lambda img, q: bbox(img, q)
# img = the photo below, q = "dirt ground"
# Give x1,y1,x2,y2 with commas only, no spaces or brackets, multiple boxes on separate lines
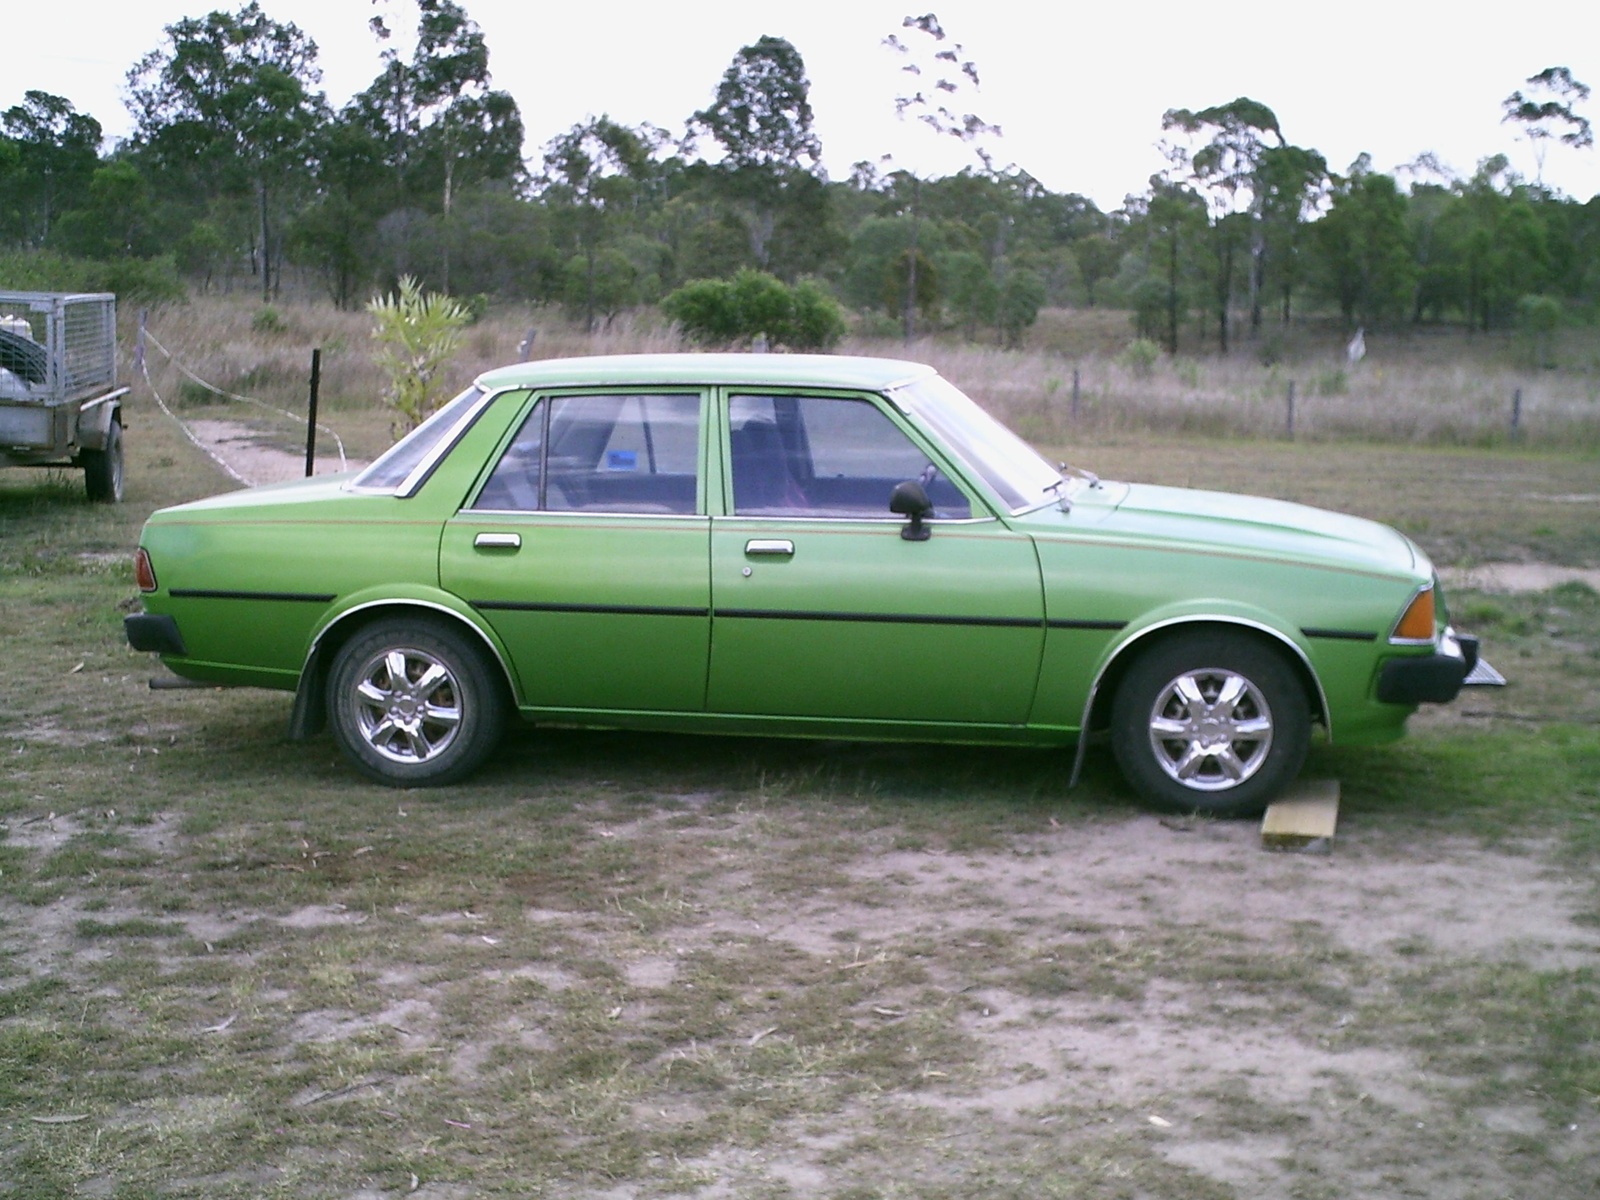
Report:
8,786,1597,1198
183,418,366,485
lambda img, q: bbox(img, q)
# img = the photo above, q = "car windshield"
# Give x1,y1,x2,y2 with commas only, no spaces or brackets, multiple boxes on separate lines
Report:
891,375,1064,513
354,385,486,491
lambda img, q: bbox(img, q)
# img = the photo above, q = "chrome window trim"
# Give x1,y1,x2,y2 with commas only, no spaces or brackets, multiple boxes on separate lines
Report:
346,386,504,497
394,387,507,498
713,513,1001,527
465,509,710,522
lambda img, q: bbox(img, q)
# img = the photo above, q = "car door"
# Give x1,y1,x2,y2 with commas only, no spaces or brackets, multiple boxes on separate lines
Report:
440,390,711,714
706,391,1045,727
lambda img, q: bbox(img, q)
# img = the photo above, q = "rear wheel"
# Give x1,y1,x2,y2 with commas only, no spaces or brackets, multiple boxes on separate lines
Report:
1110,631,1311,816
327,617,506,787
84,417,124,503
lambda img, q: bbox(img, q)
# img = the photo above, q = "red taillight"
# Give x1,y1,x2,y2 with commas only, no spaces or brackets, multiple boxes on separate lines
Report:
134,547,157,592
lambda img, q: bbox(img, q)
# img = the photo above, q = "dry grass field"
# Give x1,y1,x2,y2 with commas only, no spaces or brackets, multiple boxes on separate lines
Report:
3,297,1598,1198
129,296,1600,466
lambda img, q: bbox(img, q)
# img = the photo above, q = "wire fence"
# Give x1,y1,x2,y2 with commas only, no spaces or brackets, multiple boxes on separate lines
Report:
138,321,348,487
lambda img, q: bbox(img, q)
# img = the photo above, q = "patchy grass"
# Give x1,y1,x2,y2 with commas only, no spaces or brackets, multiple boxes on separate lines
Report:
3,331,1599,1198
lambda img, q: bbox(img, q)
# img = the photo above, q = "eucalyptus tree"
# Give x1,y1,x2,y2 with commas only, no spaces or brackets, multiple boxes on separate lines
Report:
1073,232,1123,307
540,117,662,330
686,35,830,276
1124,178,1208,353
1160,97,1282,351
1254,142,1328,324
881,12,1000,339
1502,67,1592,187
353,0,525,289
126,2,327,300
1,92,102,247
289,116,389,306
1311,156,1416,329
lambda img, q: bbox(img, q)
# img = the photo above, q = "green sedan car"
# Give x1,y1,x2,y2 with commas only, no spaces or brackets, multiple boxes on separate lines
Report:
125,354,1484,813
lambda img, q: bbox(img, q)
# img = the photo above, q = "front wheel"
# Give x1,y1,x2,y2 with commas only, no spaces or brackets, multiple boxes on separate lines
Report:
1110,631,1311,816
327,618,507,787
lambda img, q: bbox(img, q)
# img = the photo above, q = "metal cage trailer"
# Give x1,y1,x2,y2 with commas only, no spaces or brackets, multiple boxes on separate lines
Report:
0,291,128,501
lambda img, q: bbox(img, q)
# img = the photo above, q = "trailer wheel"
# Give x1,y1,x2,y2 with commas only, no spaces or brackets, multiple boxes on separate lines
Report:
84,417,124,503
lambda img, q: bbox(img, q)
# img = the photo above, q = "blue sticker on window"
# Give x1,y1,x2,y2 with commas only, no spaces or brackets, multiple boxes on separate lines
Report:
605,450,638,472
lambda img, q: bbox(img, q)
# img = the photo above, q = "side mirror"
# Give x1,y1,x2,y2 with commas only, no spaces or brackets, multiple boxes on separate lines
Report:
889,480,933,541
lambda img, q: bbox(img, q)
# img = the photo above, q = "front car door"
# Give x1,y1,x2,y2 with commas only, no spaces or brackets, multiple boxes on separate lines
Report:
707,390,1045,729
440,389,711,715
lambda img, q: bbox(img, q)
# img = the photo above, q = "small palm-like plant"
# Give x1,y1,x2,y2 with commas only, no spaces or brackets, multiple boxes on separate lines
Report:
367,276,470,436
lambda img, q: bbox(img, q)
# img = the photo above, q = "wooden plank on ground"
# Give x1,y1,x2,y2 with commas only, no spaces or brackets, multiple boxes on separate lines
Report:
1261,779,1340,854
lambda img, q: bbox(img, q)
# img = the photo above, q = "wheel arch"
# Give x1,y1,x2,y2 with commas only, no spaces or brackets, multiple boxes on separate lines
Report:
76,388,128,451
289,598,518,740
1068,615,1329,788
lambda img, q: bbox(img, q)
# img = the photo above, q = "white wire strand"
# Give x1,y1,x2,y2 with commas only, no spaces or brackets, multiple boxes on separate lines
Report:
140,353,255,488
141,328,349,469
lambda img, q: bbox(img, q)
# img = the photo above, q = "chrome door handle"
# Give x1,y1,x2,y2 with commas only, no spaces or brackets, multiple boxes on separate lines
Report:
744,539,794,557
473,532,522,549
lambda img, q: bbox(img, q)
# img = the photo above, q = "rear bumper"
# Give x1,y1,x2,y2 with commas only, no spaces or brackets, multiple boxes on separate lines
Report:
1375,628,1477,705
125,612,187,657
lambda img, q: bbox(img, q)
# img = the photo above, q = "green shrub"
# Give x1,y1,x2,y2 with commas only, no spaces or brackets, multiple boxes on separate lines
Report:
1315,368,1348,396
1117,338,1161,378
0,249,185,303
1517,294,1563,368
788,280,848,350
996,268,1046,348
661,270,846,351
251,306,285,333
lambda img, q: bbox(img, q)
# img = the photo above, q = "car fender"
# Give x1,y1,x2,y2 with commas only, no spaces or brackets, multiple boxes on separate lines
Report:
1066,600,1330,788
288,586,521,740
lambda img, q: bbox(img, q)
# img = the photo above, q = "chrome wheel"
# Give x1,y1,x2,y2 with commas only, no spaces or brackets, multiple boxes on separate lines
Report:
1146,667,1274,792
1110,632,1310,816
327,617,507,786
351,646,463,766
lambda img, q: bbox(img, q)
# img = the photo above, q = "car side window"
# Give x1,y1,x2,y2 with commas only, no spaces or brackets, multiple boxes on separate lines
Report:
728,394,971,519
473,393,701,514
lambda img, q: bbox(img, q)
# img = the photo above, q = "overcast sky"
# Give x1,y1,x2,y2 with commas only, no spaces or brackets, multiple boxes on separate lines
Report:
5,1,1598,209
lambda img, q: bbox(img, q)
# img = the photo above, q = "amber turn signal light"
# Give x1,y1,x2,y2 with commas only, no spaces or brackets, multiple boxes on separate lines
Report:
134,547,157,592
1391,586,1435,642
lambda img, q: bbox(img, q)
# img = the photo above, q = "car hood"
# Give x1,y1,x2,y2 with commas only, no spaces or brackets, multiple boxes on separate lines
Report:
1022,480,1423,578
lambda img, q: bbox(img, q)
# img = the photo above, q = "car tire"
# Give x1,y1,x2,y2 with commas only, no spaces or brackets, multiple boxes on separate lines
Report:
327,617,507,787
1110,630,1310,816
84,417,124,503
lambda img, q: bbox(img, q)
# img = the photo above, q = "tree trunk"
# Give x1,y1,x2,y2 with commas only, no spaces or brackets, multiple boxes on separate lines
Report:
1249,238,1265,333
903,177,922,342
747,204,774,270
1216,236,1232,355
1164,229,1180,355
258,177,272,305
442,153,453,295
